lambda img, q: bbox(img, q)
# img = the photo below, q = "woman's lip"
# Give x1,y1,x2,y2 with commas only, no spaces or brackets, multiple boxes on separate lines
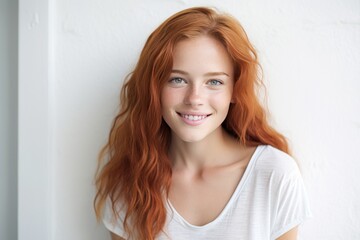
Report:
176,112,211,126
176,112,211,116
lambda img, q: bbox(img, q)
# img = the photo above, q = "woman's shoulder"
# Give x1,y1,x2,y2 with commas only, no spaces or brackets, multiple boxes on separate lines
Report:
102,197,128,239
254,145,300,177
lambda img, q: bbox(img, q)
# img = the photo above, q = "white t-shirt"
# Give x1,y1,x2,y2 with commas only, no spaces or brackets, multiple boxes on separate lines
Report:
103,145,312,239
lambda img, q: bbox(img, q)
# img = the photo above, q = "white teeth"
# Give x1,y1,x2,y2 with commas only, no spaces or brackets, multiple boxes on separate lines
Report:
182,114,207,121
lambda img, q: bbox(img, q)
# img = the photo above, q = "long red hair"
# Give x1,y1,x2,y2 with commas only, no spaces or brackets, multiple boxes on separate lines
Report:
95,7,289,239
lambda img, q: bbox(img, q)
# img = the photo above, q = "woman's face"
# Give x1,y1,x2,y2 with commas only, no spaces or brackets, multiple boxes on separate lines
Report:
161,35,234,143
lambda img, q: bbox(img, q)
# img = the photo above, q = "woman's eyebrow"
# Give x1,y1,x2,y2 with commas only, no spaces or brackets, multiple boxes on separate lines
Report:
171,69,229,77
171,69,189,75
204,72,229,77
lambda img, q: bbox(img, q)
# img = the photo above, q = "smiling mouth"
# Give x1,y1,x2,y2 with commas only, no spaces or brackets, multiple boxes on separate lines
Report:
177,112,211,121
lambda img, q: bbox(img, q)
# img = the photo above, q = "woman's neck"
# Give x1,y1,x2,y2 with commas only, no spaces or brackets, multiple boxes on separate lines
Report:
168,127,240,171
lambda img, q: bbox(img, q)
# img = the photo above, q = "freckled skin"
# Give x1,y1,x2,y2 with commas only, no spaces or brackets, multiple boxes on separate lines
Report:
161,36,234,144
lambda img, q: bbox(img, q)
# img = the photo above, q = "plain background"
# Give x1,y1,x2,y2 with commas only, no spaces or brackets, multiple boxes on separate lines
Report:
1,0,360,239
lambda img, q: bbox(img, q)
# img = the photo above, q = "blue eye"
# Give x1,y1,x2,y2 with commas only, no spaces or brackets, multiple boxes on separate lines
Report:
170,77,186,84
208,79,222,86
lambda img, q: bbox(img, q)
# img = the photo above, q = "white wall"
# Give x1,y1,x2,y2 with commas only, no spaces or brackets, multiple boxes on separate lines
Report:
0,0,18,239
18,0,360,239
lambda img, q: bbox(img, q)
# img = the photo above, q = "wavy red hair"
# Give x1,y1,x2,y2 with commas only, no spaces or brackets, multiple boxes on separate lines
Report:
95,7,289,239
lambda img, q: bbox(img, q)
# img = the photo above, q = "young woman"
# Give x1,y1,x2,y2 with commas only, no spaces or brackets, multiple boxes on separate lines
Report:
95,7,311,240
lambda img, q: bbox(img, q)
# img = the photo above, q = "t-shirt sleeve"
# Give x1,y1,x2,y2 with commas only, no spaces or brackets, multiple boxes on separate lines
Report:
102,197,128,239
270,164,312,239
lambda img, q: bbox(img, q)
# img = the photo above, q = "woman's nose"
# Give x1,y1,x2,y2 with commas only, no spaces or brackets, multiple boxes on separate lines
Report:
183,85,204,106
